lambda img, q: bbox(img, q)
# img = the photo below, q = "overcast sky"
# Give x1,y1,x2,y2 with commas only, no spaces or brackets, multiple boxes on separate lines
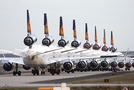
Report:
0,0,134,51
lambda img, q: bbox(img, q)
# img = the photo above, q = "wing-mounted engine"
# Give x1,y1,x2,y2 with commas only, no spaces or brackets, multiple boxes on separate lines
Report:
111,61,117,68
42,13,54,46
24,10,37,47
109,31,117,52
101,59,109,69
58,17,69,47
71,20,81,48
3,62,14,71
118,61,125,68
22,65,31,70
93,26,101,50
132,62,134,67
77,60,87,70
83,23,92,49
125,62,132,69
63,59,73,71
102,29,109,52
89,59,99,69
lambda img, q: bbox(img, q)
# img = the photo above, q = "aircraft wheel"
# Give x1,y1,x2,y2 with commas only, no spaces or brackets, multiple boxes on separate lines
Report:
51,72,55,75
67,71,70,74
41,71,45,75
56,70,60,75
36,70,39,75
18,71,21,76
13,71,16,76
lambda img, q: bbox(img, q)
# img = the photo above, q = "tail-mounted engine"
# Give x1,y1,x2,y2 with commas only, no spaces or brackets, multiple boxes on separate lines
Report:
93,43,101,50
71,40,81,48
83,41,92,49
3,62,14,71
109,46,117,52
63,61,73,71
102,45,109,52
110,31,117,52
58,37,69,47
42,35,54,46
24,34,37,46
77,60,87,70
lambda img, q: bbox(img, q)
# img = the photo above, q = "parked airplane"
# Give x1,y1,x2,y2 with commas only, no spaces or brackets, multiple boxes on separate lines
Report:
0,10,124,76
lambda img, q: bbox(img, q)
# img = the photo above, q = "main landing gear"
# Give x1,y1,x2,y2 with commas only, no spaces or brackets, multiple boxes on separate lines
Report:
13,63,21,76
32,67,39,75
32,67,46,75
48,68,60,75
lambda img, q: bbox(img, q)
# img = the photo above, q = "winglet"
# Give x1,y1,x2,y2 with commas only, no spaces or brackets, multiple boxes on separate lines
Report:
111,31,114,45
73,20,76,38
44,13,49,35
60,17,64,36
27,10,31,34
95,26,97,42
85,23,88,40
104,29,106,44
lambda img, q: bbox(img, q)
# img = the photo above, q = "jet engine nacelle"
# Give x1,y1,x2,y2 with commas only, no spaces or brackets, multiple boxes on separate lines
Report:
24,34,37,46
118,62,125,68
125,62,132,69
42,35,54,46
111,61,117,68
109,46,117,52
58,37,69,47
102,45,109,52
93,43,101,50
3,62,14,71
77,60,87,70
22,65,31,70
83,41,92,49
101,61,109,68
63,61,73,71
132,62,134,67
71,40,81,48
90,60,99,69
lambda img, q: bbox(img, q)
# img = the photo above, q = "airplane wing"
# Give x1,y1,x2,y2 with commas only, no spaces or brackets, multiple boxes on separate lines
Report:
47,56,101,64
0,58,24,65
0,49,25,57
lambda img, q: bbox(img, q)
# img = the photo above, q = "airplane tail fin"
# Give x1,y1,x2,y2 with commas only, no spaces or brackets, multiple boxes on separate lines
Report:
59,17,64,36
58,17,69,47
44,13,49,35
24,10,37,47
111,31,114,45
42,13,54,46
104,29,106,44
71,20,81,48
73,20,77,39
85,23,88,41
27,10,31,34
95,26,97,43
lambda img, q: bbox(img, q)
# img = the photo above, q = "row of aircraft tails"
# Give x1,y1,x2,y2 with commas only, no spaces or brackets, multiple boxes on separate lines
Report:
0,10,133,76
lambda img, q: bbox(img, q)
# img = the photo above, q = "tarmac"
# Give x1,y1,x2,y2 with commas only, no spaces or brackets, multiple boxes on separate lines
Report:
0,70,134,88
